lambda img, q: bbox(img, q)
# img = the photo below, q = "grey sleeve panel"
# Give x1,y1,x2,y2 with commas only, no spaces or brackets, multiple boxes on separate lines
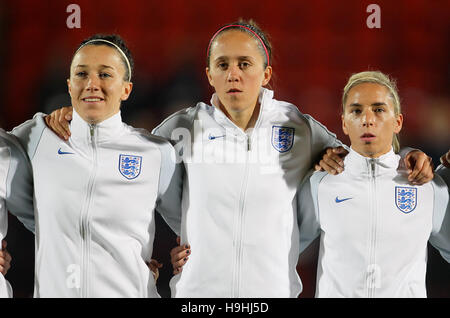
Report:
0,131,35,233
10,113,47,161
155,139,182,236
429,175,450,263
303,114,344,167
0,140,10,241
297,170,327,254
152,108,194,141
436,165,450,188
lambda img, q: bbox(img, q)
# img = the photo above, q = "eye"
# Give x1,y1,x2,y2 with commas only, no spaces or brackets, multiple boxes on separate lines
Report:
351,109,361,114
375,107,385,113
239,61,251,69
75,71,87,77
99,72,111,79
217,62,228,70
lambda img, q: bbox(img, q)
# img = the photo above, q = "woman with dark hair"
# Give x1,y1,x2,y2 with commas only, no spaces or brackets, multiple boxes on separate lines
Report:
11,34,181,297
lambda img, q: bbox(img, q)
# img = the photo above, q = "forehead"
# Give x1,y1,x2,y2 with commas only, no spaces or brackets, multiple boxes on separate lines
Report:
71,44,124,69
210,30,262,59
346,83,392,104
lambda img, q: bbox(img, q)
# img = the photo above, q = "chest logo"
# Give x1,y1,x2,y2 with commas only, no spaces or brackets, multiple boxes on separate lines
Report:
271,126,295,153
119,154,142,180
395,186,417,213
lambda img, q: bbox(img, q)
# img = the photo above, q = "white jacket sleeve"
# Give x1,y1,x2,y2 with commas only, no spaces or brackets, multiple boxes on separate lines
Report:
152,110,194,237
154,139,182,236
0,142,12,298
0,130,34,233
303,114,345,168
297,170,326,254
429,174,450,263
436,164,450,187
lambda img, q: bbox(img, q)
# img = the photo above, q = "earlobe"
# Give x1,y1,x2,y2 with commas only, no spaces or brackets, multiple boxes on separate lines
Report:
394,114,403,134
67,79,72,95
205,67,214,86
341,115,349,135
121,82,133,101
262,66,273,86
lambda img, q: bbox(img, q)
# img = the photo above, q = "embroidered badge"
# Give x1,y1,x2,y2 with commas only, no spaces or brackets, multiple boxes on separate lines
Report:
271,126,295,153
395,186,417,213
119,154,142,180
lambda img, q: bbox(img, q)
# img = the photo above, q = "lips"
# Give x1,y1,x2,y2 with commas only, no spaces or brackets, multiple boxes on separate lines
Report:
360,133,376,142
227,88,242,94
82,96,104,102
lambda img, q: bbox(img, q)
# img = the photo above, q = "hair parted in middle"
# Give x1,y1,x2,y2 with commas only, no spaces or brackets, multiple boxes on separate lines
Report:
206,19,273,69
342,70,402,153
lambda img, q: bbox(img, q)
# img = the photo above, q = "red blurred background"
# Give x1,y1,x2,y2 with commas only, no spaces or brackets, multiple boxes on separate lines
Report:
0,0,448,298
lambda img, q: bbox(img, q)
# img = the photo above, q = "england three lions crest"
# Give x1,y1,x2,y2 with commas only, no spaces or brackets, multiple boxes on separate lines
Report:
119,154,142,180
271,126,295,153
395,186,417,213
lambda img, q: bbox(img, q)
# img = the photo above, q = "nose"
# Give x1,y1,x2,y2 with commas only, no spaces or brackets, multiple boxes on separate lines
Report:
362,109,375,127
227,64,240,82
86,74,100,92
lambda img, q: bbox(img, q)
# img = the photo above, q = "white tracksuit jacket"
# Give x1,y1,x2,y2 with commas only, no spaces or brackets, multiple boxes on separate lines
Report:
298,148,450,297
152,88,341,297
11,110,182,297
0,130,34,298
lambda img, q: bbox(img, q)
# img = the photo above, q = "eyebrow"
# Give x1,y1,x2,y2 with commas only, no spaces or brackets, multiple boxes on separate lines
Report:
75,64,115,70
214,56,254,62
349,102,387,107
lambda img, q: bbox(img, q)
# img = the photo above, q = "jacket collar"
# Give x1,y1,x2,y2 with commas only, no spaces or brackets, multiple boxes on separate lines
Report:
344,147,403,177
70,109,124,146
208,87,273,133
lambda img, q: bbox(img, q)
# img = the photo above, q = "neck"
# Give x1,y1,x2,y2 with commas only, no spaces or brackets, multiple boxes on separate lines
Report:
352,146,393,159
215,96,260,131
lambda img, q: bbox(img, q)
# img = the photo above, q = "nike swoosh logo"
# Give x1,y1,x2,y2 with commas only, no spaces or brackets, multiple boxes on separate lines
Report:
208,134,226,140
335,197,353,203
58,148,75,155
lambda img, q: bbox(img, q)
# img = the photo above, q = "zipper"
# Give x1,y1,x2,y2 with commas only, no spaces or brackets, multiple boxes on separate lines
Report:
366,159,378,297
232,135,251,297
80,124,98,297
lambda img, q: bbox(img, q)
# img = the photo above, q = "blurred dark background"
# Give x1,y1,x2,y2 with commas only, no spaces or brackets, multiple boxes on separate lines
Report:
0,0,448,298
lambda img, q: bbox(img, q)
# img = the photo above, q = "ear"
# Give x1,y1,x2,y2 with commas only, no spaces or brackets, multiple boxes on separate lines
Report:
121,82,133,101
341,114,349,136
262,66,272,86
394,113,403,134
67,79,72,96
205,67,214,87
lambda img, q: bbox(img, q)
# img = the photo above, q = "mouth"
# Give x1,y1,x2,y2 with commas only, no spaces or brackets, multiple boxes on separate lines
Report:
360,133,376,142
81,96,105,103
227,88,243,95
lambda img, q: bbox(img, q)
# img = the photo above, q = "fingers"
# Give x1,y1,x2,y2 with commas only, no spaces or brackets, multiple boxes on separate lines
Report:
170,244,190,275
405,151,434,185
45,107,73,140
59,107,73,140
440,150,450,168
147,259,162,282
148,259,163,270
0,249,12,275
319,147,348,175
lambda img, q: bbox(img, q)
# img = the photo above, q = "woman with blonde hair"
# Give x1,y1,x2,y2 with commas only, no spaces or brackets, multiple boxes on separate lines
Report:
298,71,449,297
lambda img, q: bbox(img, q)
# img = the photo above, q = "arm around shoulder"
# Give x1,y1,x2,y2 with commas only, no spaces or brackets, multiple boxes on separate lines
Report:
155,140,183,236
429,175,450,263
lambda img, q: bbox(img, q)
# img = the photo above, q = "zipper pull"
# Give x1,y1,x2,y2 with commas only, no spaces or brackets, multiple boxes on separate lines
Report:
370,159,376,176
89,124,95,143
